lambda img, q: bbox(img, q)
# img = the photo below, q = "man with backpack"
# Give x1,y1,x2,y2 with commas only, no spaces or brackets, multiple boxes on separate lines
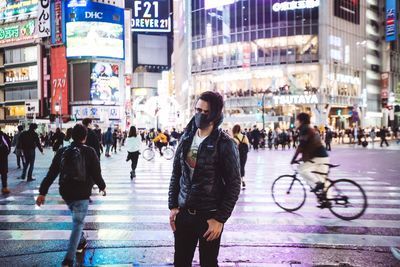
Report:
0,129,11,195
36,124,106,267
168,91,241,266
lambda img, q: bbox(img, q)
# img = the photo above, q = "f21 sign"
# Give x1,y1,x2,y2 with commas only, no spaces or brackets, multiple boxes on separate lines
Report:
128,0,171,32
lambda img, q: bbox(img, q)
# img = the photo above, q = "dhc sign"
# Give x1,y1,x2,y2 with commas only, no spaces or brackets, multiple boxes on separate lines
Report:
273,0,320,12
273,95,319,106
85,12,103,19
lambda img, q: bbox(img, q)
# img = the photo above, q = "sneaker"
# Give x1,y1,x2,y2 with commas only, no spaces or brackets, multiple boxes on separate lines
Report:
391,247,400,261
76,238,88,253
61,258,73,267
1,188,10,195
310,182,324,193
27,178,36,182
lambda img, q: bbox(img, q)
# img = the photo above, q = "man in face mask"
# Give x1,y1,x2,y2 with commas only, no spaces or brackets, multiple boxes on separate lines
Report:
168,91,241,267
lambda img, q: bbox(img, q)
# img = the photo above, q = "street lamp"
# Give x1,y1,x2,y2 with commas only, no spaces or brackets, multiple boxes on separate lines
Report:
261,92,266,130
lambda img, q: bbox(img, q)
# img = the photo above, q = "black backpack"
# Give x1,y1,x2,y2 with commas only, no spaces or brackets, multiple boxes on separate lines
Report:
235,136,249,155
60,146,87,183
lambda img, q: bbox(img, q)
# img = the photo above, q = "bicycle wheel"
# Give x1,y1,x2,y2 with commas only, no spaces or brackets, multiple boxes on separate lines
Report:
271,175,307,212
326,179,368,221
163,147,175,160
142,148,155,161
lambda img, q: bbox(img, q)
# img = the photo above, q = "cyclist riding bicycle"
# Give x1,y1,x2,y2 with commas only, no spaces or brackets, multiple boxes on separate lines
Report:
153,129,168,156
290,113,330,193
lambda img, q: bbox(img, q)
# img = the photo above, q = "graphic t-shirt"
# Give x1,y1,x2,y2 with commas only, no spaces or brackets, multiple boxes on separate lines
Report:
186,132,208,180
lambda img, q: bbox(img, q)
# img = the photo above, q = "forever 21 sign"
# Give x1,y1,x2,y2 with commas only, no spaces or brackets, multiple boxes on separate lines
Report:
129,0,171,32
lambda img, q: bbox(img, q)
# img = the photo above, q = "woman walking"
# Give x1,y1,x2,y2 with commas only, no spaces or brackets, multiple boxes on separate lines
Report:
232,124,249,189
126,126,141,179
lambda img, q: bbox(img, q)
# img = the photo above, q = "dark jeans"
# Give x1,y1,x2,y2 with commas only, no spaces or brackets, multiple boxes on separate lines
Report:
22,150,35,180
380,139,389,147
1,154,8,188
325,141,331,151
128,152,140,173
16,153,24,168
155,142,167,155
112,142,117,153
239,152,247,178
174,210,222,267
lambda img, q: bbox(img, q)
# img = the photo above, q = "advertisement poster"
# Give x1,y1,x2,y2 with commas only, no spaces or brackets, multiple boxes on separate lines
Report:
334,0,360,24
65,1,124,59
90,63,120,103
126,0,171,32
0,0,38,20
50,46,69,115
37,0,50,37
0,20,36,45
386,0,397,42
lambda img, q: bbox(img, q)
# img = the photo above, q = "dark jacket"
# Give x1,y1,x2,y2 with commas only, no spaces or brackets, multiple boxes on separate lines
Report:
85,128,101,157
298,124,328,161
103,130,113,145
39,142,106,201
51,131,65,151
168,117,241,224
18,130,43,153
0,132,11,173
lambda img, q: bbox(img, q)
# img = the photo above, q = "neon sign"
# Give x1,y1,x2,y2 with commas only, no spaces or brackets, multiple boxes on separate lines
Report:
273,0,320,12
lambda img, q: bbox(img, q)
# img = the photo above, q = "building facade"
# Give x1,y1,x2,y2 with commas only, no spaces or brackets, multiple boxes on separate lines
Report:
174,0,399,129
0,0,47,132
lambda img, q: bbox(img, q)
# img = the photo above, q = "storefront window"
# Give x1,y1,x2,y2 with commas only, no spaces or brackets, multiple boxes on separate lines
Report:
4,46,37,64
5,87,37,101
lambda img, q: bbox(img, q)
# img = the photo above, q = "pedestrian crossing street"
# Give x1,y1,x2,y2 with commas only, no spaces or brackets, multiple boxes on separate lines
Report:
0,149,400,258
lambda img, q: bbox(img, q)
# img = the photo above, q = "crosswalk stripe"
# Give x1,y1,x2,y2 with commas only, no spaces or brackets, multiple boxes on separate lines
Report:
0,215,399,229
0,229,399,247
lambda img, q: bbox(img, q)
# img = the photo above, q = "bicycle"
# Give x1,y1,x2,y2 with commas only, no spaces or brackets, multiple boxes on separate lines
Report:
142,142,175,161
271,161,368,221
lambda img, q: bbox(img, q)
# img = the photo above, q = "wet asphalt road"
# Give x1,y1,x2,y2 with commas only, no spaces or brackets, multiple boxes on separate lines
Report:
0,141,399,267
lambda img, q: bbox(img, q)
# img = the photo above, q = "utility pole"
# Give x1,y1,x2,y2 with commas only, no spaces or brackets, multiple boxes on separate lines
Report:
262,92,266,130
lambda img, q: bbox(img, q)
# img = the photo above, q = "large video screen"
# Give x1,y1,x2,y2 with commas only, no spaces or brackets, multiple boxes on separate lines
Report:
138,34,168,66
66,22,124,59
65,0,124,59
90,63,120,103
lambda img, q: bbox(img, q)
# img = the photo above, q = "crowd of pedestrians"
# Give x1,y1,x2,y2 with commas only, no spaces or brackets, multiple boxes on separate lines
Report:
0,89,399,266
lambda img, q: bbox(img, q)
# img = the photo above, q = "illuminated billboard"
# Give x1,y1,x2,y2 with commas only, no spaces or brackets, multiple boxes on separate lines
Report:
0,19,36,45
126,0,171,32
65,1,124,59
90,63,120,103
0,0,38,20
386,0,397,42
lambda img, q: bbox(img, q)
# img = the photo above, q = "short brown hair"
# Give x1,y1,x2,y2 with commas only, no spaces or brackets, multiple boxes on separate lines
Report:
232,124,241,134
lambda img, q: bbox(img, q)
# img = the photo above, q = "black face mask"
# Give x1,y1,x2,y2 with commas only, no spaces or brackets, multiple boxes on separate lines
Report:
195,113,210,129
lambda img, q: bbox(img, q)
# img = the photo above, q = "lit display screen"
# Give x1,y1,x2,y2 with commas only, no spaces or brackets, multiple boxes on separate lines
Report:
90,63,120,103
66,22,124,59
0,0,38,20
65,1,124,59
